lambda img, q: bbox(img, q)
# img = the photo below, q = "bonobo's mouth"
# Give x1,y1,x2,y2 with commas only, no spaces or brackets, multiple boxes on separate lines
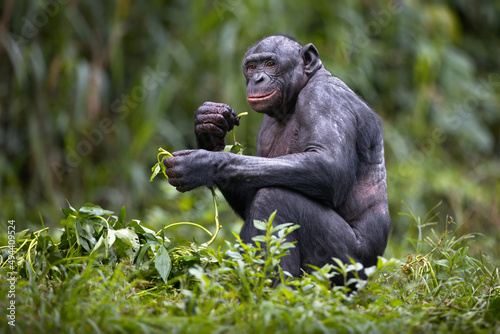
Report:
247,90,278,102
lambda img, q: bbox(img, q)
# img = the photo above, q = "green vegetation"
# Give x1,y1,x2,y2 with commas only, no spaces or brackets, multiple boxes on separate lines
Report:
1,0,499,332
1,0,499,240
1,204,499,333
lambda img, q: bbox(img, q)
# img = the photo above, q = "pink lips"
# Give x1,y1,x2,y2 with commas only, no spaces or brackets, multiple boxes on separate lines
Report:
247,90,278,102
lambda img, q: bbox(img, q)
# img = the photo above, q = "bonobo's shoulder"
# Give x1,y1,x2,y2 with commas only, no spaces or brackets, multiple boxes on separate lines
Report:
302,68,358,100
298,69,372,118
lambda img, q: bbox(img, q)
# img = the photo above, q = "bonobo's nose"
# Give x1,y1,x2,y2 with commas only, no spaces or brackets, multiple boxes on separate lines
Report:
253,72,265,83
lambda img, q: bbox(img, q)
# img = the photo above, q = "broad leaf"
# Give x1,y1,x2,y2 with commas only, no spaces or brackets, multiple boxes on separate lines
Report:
253,220,267,231
105,230,116,258
79,203,114,217
114,228,141,261
155,245,172,283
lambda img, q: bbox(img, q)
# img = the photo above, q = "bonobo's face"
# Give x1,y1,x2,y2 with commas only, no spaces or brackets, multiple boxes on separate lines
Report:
243,36,309,116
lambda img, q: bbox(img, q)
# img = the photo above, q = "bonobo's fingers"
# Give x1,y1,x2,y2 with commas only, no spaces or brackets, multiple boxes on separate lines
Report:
196,132,225,151
162,150,213,193
163,151,192,174
197,102,239,129
163,156,174,169
195,123,225,138
196,113,230,133
195,104,229,138
219,104,240,128
196,102,217,115
163,151,192,191
195,102,239,151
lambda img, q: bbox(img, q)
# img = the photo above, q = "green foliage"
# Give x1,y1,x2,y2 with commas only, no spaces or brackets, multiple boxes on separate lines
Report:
1,1,499,246
1,205,499,333
4,202,216,284
1,1,499,331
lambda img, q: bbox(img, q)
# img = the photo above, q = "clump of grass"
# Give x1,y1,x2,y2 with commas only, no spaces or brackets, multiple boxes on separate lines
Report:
1,202,498,333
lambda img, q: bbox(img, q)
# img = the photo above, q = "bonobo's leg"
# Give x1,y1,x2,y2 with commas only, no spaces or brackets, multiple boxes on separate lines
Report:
240,187,363,285
240,187,302,277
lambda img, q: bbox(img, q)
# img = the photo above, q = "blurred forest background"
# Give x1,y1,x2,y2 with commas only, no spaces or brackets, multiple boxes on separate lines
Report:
1,0,499,256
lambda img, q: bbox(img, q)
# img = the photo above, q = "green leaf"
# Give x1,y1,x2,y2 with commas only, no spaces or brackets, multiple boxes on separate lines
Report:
144,232,162,243
61,214,76,229
114,228,140,249
61,208,74,218
271,223,294,234
226,251,243,259
36,235,55,251
150,163,161,181
280,242,296,250
453,246,469,262
279,225,300,239
65,200,77,212
267,210,277,224
155,245,172,283
136,241,157,266
15,229,30,240
252,235,267,243
79,203,114,217
116,206,127,228
90,235,105,255
74,219,91,252
108,228,141,261
253,220,267,231
435,259,450,268
129,220,158,236
105,230,116,258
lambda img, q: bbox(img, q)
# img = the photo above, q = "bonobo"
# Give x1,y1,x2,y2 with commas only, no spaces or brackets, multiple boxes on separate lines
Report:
164,35,391,285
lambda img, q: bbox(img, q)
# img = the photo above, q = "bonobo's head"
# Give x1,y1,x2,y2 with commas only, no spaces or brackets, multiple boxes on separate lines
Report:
242,35,322,117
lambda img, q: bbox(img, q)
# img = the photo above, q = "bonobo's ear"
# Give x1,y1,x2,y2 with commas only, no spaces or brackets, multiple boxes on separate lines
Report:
301,43,322,77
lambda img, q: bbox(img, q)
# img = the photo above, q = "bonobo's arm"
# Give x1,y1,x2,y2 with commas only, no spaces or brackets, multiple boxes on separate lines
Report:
165,86,360,214
216,98,358,209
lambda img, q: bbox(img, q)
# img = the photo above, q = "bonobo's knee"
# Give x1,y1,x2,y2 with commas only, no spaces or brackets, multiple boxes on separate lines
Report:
241,187,299,243
247,187,301,223
244,187,302,278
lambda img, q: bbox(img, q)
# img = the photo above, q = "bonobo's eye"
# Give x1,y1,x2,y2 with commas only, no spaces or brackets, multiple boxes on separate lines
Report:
265,60,276,67
246,63,257,71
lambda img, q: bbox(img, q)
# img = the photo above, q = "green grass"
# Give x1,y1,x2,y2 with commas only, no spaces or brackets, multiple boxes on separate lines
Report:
1,203,499,333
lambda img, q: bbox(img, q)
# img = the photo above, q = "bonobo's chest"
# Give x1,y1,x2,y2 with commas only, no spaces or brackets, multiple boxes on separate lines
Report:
257,115,300,158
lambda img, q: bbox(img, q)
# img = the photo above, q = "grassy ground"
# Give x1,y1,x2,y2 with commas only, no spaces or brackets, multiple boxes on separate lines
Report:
1,203,499,333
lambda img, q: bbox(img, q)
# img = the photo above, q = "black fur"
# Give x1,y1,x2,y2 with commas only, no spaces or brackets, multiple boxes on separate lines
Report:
164,35,391,285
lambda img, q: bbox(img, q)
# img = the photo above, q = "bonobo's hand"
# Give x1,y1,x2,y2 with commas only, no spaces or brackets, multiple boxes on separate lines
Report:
163,150,217,192
195,102,239,151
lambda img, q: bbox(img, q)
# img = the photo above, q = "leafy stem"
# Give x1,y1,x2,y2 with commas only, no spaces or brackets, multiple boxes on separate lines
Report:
149,113,246,246
149,148,173,182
